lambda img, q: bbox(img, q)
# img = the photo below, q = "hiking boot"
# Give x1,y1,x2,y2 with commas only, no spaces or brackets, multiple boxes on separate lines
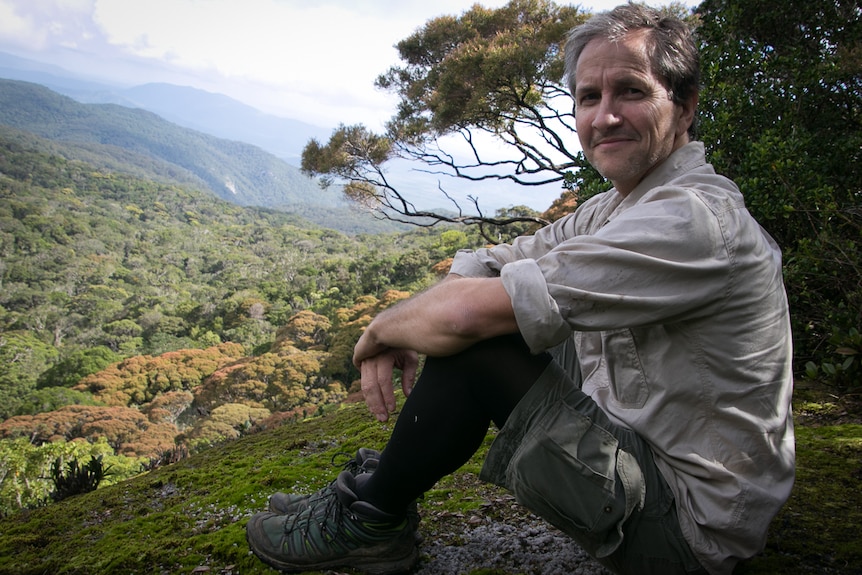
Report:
247,470,419,574
268,447,380,514
268,447,423,544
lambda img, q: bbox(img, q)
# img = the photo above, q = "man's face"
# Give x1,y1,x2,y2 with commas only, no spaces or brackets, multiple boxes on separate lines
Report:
574,30,694,196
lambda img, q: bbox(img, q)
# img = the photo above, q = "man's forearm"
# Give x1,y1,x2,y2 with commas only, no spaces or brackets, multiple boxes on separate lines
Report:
355,277,519,361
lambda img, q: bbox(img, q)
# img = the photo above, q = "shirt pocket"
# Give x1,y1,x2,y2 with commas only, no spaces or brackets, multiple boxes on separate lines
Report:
602,329,650,409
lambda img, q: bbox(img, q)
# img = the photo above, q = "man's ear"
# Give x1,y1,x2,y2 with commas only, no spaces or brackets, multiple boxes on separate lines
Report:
677,93,699,138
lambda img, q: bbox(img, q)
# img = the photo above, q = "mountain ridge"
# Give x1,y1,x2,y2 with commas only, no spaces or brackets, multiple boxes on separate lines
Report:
0,77,342,214
0,51,331,163
120,82,331,163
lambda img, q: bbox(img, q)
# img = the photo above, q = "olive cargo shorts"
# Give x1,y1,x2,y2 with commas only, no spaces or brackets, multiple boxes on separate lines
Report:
479,357,707,575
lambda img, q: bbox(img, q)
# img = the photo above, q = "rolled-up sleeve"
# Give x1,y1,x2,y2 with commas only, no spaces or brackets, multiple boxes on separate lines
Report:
500,258,572,352
450,250,502,278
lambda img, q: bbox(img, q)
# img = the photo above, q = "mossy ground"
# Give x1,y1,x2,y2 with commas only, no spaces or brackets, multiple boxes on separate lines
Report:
0,384,859,575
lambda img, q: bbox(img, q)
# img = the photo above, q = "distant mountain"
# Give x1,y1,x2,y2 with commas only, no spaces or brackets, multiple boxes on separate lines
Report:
0,51,330,164
0,51,97,89
0,78,340,212
0,51,135,107
119,83,331,163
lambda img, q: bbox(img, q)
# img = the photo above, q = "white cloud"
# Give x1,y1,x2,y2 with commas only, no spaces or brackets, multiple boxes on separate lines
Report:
82,0,519,127
0,1,43,48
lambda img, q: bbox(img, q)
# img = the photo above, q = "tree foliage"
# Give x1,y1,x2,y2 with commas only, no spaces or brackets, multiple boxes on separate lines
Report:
13,387,101,417
140,390,194,426
0,331,58,419
0,405,179,457
273,310,332,352
0,74,493,510
380,0,582,167
302,0,593,235
37,346,121,389
696,0,862,376
0,436,145,517
184,403,271,446
0,133,466,401
73,343,245,407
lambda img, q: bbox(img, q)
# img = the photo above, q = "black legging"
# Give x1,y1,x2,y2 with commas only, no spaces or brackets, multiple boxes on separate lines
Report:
359,334,552,515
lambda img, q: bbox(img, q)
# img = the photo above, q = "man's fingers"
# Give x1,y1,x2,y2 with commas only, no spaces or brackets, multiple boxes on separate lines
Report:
360,361,389,422
376,356,398,414
360,355,397,422
359,349,417,421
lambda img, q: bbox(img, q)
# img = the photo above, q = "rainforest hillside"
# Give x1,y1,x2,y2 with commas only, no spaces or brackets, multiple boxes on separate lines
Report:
0,129,488,514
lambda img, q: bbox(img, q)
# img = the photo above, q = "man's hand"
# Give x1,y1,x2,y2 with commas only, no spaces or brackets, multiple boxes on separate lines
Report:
358,348,418,422
352,275,518,421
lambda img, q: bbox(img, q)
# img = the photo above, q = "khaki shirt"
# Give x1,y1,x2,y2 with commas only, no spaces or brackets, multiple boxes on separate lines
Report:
450,142,795,575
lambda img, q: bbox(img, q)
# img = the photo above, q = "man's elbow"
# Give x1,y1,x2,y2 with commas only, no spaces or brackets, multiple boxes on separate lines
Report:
443,308,484,341
433,277,518,342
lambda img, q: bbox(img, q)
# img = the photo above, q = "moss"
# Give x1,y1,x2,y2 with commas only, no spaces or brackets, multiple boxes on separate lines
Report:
0,395,860,575
737,423,862,575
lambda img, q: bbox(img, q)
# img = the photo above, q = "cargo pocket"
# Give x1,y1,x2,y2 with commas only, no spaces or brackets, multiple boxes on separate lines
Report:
506,400,645,558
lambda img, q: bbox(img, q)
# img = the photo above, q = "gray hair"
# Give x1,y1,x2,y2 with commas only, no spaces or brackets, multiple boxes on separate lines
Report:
564,3,700,136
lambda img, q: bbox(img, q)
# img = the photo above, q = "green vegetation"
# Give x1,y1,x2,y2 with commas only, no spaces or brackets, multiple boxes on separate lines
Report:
0,80,336,211
0,390,858,575
0,438,146,514
0,128,467,372
0,129,486,515
48,454,111,503
696,0,861,382
0,98,399,235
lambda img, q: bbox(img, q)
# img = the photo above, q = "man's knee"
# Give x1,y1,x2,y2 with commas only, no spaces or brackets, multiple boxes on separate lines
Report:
434,334,548,375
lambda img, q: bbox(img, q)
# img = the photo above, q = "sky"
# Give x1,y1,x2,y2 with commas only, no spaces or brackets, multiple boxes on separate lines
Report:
0,0,698,211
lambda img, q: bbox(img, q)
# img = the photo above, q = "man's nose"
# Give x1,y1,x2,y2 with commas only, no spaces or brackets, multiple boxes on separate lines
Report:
592,96,623,129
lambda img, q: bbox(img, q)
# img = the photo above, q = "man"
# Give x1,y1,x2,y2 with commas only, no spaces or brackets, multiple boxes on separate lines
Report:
246,4,795,575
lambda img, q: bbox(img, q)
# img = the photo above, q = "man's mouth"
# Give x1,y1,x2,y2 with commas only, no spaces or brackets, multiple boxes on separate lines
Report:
593,135,635,148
